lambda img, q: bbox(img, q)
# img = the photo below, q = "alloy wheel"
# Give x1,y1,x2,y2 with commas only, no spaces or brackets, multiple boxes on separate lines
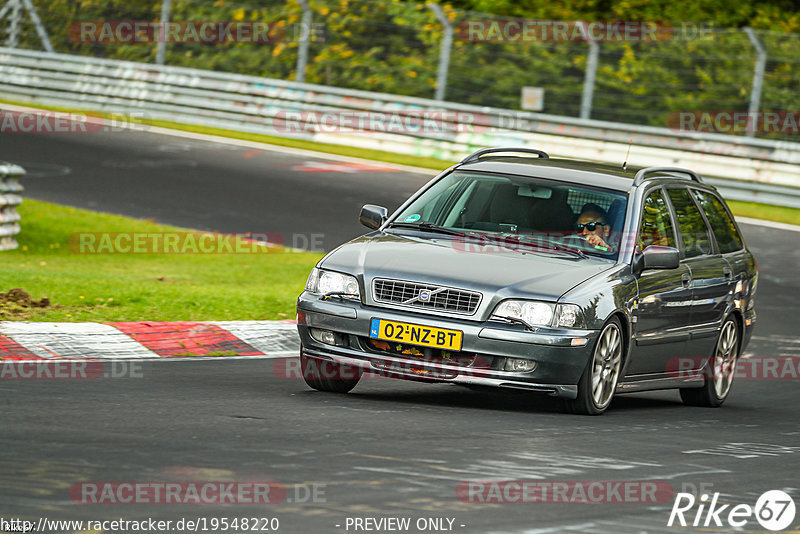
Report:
591,323,623,409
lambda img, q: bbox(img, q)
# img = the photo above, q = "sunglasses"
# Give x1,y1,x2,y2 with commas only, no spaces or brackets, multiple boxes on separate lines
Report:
576,222,606,232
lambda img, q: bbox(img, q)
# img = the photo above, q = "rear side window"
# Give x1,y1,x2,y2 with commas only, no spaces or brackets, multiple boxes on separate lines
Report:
639,189,676,249
693,190,744,253
666,188,713,258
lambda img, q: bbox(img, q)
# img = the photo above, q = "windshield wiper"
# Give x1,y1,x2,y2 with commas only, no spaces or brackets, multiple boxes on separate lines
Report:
546,241,588,259
387,222,466,236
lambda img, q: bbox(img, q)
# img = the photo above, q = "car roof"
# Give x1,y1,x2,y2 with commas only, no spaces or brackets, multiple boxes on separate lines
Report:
456,156,678,192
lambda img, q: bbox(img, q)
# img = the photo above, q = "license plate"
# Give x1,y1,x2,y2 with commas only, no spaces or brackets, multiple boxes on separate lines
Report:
369,318,463,351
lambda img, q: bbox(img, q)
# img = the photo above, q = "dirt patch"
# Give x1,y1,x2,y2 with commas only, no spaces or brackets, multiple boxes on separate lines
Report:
0,288,51,319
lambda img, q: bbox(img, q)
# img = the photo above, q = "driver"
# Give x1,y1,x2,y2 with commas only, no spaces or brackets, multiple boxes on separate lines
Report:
576,203,614,252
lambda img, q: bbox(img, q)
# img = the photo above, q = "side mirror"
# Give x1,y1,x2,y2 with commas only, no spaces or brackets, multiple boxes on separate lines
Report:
359,204,388,230
634,245,680,274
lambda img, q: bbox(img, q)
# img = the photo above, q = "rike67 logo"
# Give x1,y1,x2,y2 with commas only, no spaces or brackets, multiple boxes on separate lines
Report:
668,490,796,531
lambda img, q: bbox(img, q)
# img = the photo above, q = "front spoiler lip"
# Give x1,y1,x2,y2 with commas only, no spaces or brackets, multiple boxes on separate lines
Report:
300,345,579,399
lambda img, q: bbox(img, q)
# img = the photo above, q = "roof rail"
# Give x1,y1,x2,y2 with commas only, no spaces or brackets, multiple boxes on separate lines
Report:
460,147,549,164
633,166,702,186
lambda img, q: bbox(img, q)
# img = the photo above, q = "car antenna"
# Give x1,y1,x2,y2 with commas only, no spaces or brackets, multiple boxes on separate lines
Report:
622,139,633,170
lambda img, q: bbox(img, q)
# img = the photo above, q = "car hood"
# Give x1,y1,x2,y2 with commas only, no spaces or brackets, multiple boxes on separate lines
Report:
319,232,615,302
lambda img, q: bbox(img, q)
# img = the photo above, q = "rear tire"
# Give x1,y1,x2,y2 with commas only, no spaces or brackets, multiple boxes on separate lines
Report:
300,351,362,393
565,317,624,415
680,316,739,407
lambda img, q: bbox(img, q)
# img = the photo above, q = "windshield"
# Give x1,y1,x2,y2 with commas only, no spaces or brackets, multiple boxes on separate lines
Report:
391,171,629,259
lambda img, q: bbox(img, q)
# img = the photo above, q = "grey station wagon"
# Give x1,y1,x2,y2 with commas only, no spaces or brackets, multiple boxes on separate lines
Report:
296,148,757,414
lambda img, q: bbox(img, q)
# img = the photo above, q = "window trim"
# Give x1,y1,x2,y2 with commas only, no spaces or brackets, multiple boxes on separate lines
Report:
690,187,745,254
663,185,717,259
635,185,679,254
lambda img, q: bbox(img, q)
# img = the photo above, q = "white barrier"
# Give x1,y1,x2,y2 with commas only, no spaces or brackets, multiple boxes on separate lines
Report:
0,162,24,251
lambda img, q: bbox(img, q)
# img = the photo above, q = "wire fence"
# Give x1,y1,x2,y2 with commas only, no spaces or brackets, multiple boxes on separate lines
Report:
3,0,799,141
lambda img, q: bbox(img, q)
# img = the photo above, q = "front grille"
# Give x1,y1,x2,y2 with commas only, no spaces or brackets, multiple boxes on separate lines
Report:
372,278,482,315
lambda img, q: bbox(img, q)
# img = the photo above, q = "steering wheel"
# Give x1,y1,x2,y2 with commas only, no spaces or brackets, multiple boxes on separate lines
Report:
562,234,591,247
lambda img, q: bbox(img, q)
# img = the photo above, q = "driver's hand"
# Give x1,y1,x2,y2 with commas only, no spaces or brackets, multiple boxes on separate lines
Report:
583,234,611,251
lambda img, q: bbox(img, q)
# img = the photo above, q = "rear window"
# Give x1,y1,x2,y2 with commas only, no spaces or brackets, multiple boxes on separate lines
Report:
692,190,744,253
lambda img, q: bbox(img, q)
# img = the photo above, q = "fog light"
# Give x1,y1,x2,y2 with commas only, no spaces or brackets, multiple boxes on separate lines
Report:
504,358,537,372
310,328,336,345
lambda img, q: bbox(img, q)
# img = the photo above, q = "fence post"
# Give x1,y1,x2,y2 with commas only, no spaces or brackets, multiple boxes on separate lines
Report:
155,0,172,65
295,0,312,83
743,27,766,138
20,0,53,52
426,3,453,101
577,21,598,120
5,0,21,48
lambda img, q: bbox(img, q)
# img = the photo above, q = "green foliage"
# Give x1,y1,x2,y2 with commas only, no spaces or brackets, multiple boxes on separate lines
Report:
10,0,800,139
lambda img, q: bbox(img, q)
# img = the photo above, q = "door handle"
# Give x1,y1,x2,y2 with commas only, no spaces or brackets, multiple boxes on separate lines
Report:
723,267,732,280
681,273,691,288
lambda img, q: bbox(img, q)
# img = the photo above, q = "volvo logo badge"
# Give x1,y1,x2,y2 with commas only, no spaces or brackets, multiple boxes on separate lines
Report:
418,289,432,302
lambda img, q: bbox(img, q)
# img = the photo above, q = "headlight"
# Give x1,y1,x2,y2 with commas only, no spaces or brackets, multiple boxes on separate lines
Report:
305,268,360,299
492,300,583,329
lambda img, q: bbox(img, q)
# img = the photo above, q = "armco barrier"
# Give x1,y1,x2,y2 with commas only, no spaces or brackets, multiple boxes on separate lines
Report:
0,163,24,251
1,47,800,205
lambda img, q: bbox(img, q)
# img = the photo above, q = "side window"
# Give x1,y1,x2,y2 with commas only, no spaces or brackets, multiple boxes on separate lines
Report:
666,188,713,258
639,189,676,249
693,190,744,253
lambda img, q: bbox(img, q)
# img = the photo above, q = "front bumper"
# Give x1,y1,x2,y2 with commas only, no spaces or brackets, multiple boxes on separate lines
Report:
296,292,601,399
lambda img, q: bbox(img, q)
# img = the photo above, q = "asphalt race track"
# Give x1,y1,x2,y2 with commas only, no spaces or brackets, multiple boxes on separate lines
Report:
1,126,431,251
2,126,800,533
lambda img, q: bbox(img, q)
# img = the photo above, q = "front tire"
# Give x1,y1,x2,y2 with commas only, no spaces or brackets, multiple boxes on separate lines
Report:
566,317,624,415
300,351,362,393
680,316,739,407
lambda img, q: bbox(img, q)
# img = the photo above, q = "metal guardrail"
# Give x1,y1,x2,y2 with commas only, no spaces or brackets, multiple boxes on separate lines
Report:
0,47,799,207
0,162,25,251
704,178,800,210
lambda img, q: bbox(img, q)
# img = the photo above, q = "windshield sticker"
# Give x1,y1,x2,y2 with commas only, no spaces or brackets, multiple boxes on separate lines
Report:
404,214,421,223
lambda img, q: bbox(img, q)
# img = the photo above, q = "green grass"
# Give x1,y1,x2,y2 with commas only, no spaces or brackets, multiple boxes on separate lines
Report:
727,200,800,226
0,199,323,322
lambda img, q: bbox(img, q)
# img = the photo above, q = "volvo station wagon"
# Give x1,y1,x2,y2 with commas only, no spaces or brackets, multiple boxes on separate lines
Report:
296,148,757,414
